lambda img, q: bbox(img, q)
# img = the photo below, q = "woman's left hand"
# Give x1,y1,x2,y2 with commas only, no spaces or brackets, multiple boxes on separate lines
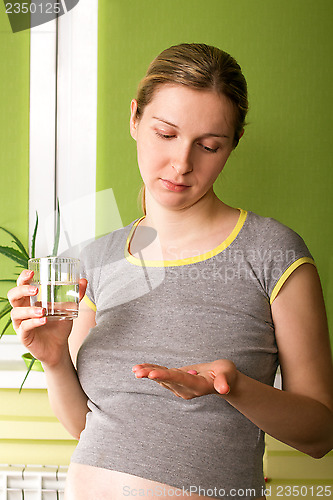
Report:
132,359,238,399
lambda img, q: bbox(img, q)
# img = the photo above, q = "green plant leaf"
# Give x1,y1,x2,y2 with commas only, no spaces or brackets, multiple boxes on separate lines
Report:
52,198,61,257
19,356,36,393
31,212,38,259
0,246,28,267
0,297,9,302
0,316,12,338
0,279,17,284
0,227,29,260
0,301,12,320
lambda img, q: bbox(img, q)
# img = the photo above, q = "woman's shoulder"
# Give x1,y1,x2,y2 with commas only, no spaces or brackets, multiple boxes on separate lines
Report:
243,210,308,249
239,210,315,302
243,211,312,266
79,220,138,265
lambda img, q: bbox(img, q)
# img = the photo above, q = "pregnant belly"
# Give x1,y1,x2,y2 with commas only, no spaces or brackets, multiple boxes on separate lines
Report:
65,463,206,499
65,463,266,500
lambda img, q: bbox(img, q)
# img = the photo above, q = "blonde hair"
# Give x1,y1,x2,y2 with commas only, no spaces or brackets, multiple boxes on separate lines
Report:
135,43,248,214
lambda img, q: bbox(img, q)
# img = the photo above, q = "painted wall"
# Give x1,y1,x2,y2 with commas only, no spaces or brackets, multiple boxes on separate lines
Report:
0,389,76,464
0,4,29,335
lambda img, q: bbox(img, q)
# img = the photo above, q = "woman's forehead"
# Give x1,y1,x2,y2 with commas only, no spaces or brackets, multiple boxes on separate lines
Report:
144,84,236,133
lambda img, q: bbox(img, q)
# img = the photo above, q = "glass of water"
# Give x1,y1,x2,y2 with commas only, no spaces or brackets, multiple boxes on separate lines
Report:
28,257,80,320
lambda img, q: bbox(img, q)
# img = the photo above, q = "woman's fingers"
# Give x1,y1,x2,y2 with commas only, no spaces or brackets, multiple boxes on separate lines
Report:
132,363,168,376
211,360,237,395
7,269,36,307
11,306,45,322
133,364,213,398
10,305,47,335
8,284,37,306
133,364,200,383
18,317,47,336
213,373,231,395
17,269,34,286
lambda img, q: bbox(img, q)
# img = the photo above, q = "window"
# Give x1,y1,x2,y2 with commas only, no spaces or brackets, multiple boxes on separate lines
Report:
29,0,98,257
0,0,98,388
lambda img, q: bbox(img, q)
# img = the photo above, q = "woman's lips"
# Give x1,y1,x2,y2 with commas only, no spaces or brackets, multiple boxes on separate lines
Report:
161,178,190,192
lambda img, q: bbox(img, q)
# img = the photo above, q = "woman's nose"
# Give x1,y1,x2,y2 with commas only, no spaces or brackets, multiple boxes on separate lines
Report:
172,145,193,175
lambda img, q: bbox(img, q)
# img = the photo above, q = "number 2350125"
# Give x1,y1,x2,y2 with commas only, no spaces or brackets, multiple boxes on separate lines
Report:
275,485,331,497
5,3,61,14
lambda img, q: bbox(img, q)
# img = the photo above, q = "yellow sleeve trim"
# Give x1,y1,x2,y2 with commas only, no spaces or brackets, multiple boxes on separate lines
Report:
270,257,316,304
83,294,97,312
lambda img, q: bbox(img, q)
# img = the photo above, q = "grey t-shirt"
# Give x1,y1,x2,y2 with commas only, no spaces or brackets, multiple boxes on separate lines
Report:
71,209,314,499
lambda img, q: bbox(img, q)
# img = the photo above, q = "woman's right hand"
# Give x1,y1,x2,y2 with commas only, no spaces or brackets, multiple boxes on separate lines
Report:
8,269,87,367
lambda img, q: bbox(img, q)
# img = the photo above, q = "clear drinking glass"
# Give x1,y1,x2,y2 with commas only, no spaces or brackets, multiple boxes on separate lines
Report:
28,257,80,320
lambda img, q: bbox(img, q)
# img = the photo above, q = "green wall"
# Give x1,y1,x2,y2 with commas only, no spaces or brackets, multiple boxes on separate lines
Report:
0,4,30,334
97,0,333,340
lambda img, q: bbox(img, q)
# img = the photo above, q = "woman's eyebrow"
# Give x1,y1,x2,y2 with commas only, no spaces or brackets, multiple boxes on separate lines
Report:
152,116,178,128
201,132,230,139
152,117,229,138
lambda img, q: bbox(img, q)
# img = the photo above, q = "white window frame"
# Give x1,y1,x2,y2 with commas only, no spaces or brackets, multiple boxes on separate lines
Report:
30,0,98,258
0,0,98,389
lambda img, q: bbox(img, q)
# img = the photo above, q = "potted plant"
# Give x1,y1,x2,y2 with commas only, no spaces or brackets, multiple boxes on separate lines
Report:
0,201,60,391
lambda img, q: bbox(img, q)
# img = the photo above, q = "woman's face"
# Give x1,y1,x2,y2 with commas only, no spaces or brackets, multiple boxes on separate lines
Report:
130,84,236,211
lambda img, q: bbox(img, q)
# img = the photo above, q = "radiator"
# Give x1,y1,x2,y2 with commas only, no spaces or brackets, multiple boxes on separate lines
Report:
0,465,67,500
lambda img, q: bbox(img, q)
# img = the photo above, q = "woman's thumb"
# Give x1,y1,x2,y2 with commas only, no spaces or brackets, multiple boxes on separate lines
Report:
213,372,231,395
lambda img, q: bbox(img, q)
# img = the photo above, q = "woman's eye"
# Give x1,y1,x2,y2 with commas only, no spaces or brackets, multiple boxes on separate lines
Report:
155,131,175,139
199,143,219,153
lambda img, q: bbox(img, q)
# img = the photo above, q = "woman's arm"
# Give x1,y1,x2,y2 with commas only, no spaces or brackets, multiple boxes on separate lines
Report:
42,300,96,440
9,272,95,440
42,343,90,440
249,262,333,457
133,264,333,458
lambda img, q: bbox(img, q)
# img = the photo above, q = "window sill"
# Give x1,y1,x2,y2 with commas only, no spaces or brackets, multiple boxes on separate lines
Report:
0,336,46,389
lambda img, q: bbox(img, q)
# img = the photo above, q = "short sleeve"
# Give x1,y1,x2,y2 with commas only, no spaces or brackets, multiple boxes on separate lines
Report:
257,218,316,304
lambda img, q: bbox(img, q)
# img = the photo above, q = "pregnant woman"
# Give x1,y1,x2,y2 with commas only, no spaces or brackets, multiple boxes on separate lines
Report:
8,43,333,499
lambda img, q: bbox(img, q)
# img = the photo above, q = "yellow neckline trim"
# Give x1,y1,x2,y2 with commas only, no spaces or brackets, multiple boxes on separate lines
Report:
125,209,248,268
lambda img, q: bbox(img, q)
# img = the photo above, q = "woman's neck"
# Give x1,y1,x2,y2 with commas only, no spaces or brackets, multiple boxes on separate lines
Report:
142,190,234,250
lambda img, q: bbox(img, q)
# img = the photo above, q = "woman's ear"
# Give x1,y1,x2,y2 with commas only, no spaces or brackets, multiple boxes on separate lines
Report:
130,99,139,140
233,128,244,149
